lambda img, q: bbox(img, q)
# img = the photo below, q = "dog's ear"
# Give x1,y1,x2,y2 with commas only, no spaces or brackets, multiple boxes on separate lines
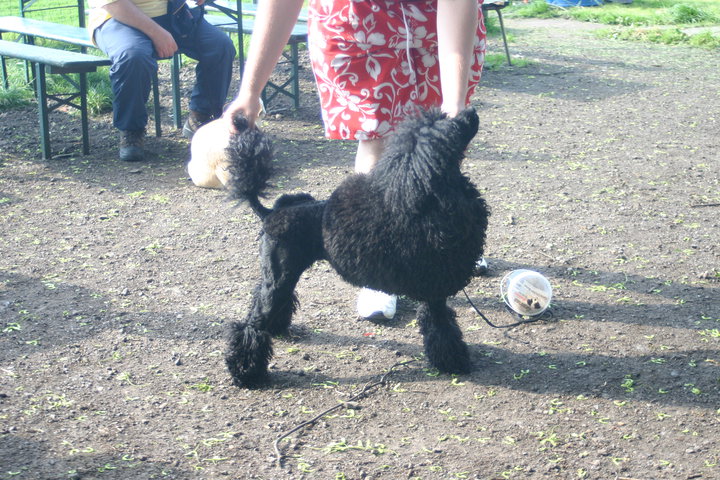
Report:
232,113,250,133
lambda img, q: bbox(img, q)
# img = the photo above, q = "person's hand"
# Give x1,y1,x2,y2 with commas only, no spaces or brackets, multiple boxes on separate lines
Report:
222,95,264,133
150,28,178,59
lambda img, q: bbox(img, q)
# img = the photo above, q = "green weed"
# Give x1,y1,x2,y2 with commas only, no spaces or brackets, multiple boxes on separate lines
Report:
323,439,395,456
668,3,716,23
512,0,558,19
0,84,33,110
689,30,720,48
189,379,214,393
621,375,636,393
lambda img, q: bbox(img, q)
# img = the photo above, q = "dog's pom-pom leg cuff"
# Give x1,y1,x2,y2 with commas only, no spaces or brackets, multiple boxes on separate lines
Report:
418,301,472,374
225,321,274,387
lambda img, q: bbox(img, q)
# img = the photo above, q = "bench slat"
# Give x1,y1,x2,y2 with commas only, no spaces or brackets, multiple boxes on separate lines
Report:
0,39,109,71
204,14,308,39
0,16,93,47
206,1,309,22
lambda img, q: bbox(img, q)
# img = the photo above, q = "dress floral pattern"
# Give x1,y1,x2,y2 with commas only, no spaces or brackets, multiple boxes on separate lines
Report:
308,0,486,140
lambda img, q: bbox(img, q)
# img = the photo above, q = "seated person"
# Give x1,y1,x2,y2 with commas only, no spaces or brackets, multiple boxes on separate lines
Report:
89,0,236,161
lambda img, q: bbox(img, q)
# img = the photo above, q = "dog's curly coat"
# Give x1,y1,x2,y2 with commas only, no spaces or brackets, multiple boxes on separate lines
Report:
225,107,490,387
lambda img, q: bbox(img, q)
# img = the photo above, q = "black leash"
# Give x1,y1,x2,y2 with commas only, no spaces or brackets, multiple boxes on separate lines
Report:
462,288,551,328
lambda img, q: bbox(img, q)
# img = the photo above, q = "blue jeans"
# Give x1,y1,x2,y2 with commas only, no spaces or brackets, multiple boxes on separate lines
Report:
95,15,235,131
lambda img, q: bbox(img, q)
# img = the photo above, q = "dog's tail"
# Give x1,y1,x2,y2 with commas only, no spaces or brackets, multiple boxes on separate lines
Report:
225,114,274,219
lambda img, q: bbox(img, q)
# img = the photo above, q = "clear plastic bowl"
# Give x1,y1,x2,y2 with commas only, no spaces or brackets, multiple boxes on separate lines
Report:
500,269,553,316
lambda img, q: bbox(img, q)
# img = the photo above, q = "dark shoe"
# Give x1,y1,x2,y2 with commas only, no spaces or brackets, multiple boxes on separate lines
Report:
119,129,145,162
182,111,213,139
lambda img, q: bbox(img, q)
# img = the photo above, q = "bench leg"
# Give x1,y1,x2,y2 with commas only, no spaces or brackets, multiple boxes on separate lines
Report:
0,33,7,90
496,10,512,66
34,63,51,160
23,36,37,88
1,55,7,90
79,72,90,155
152,71,162,137
172,54,182,130
291,43,300,110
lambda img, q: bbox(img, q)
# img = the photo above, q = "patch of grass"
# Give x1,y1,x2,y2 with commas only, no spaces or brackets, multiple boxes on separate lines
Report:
688,30,720,48
668,3,716,24
86,69,114,114
512,0,559,19
554,0,718,26
484,53,532,71
596,25,691,45
508,0,720,48
189,379,214,393
0,84,33,110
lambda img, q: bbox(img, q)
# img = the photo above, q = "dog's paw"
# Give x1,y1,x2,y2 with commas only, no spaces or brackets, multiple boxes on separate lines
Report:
429,345,472,375
226,322,274,388
226,352,271,388
228,369,270,389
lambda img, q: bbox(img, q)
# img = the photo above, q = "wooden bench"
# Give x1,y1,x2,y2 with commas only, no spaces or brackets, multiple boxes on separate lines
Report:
205,0,308,110
0,39,111,159
0,15,178,136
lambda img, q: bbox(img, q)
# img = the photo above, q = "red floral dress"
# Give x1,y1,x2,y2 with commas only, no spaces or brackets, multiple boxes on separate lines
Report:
307,0,486,140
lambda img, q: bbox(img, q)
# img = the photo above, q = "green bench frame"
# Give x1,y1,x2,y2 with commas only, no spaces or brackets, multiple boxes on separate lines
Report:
0,39,110,159
205,0,308,110
482,0,512,66
0,15,178,137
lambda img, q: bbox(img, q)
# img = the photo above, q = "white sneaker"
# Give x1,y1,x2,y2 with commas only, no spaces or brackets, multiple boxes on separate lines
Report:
356,288,397,320
474,257,489,276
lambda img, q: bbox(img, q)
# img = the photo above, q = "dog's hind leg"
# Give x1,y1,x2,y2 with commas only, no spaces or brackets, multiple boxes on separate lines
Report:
226,235,312,387
417,300,472,374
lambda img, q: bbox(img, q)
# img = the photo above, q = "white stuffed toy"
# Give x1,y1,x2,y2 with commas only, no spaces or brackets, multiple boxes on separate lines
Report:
187,118,232,189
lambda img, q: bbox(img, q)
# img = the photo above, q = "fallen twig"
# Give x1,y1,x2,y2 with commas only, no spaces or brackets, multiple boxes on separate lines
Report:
273,359,416,469
690,203,720,208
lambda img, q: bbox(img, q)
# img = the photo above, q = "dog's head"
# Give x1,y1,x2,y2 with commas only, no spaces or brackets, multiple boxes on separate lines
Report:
420,107,480,157
371,107,479,210
376,107,479,172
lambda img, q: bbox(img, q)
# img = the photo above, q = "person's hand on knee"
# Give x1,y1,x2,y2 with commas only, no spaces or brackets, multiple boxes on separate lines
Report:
149,28,178,59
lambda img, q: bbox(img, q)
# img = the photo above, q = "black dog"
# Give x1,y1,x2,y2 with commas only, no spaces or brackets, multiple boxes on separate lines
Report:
225,108,489,387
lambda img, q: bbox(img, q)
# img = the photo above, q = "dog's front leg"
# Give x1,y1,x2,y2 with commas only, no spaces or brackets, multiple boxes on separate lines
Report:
226,235,310,387
226,313,274,387
418,300,472,374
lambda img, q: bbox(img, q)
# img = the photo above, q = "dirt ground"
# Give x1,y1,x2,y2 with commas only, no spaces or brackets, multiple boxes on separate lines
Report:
1,17,719,480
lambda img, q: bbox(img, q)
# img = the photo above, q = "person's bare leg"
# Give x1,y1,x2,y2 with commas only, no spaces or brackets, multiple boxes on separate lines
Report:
354,138,386,173
437,0,478,117
354,137,397,319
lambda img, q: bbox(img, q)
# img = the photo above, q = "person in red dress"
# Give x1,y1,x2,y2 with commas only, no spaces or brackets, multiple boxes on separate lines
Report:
223,0,486,320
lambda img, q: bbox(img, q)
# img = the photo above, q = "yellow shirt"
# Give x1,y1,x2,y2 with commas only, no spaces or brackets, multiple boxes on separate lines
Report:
88,0,169,34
